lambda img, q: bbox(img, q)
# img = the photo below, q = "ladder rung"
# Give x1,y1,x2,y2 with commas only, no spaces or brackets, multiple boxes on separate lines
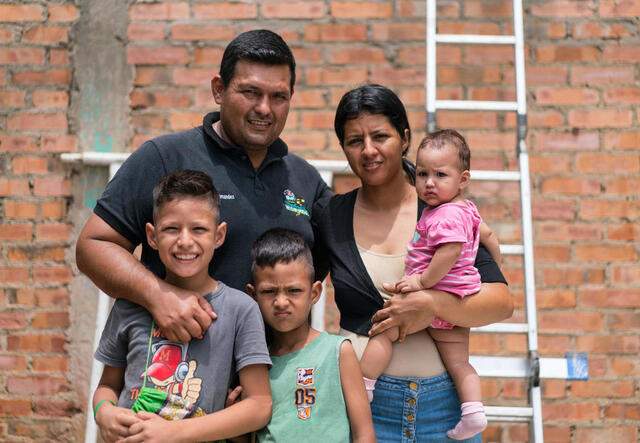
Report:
485,406,533,422
470,170,521,181
435,34,516,45
435,99,519,111
472,323,529,334
500,244,524,255
470,356,530,378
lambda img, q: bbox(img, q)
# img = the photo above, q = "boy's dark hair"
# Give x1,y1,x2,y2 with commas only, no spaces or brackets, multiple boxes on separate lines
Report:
152,170,220,220
418,129,471,172
219,29,296,93
251,228,314,281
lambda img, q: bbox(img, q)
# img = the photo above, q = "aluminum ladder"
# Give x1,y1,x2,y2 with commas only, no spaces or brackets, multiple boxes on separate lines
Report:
425,1,587,441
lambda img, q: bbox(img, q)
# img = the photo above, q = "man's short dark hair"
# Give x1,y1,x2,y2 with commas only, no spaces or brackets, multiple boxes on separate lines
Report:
152,170,220,220
219,29,296,92
251,228,314,281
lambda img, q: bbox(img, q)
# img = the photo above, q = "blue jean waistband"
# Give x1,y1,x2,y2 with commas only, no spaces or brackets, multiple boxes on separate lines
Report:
377,372,453,392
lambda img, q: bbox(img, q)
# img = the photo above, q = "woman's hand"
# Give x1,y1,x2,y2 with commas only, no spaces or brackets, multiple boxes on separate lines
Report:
369,284,437,342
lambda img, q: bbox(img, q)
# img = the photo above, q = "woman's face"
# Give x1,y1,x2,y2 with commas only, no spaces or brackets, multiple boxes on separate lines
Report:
340,113,409,187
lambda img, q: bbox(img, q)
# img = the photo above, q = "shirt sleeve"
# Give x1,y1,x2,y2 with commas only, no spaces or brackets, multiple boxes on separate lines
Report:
425,217,468,247
234,298,272,371
94,302,129,367
93,140,167,246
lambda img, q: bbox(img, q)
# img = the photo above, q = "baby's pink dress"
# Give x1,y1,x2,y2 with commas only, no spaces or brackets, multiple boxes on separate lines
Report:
405,201,482,329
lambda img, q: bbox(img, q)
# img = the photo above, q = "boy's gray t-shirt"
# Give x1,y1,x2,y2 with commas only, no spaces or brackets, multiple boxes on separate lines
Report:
95,282,271,415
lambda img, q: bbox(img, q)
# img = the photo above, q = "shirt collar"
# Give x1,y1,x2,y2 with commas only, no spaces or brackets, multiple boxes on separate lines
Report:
202,112,288,158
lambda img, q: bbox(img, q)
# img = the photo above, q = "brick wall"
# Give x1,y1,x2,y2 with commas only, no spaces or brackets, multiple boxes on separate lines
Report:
1,1,638,442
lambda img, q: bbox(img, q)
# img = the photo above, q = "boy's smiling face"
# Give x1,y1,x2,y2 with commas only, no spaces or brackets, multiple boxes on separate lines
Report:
146,196,226,293
248,258,321,334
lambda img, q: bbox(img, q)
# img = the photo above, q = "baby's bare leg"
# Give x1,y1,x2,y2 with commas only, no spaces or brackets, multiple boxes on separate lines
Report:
360,326,399,380
429,326,486,440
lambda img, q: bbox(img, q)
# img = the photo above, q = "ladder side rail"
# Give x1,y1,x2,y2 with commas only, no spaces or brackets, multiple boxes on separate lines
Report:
426,0,437,132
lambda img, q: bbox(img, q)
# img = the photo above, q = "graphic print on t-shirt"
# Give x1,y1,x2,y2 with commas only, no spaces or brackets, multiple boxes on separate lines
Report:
295,367,316,420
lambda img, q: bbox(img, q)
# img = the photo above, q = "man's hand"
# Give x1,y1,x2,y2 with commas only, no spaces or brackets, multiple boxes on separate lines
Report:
95,402,141,443
149,285,216,342
395,274,423,293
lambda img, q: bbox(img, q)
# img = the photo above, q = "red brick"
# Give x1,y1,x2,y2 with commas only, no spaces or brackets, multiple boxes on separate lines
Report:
7,113,67,131
0,47,45,65
33,177,71,196
40,134,77,152
605,177,640,195
194,88,215,107
469,334,502,354
12,69,71,85
534,246,570,263
22,26,68,44
6,334,67,352
535,87,599,105
7,376,67,395
610,357,640,376
580,289,640,308
465,1,513,17
306,67,367,85
531,1,593,17
0,134,38,152
33,356,69,372
537,222,601,241
506,110,564,128
600,0,640,16
33,399,77,417
542,402,599,421
605,131,640,150
0,399,31,417
194,2,257,19
575,244,636,262
530,199,576,219
127,23,165,41
537,45,598,62
578,153,639,173
529,155,571,173
290,47,323,65
441,66,502,84
48,4,79,22
8,246,65,263
0,4,43,21
537,290,576,309
539,335,571,354
0,223,32,241
603,44,640,62
539,312,602,331
607,223,640,240
330,1,392,18
609,312,640,330
127,47,189,65
437,111,498,130
0,266,30,284
577,335,639,354
611,266,640,285
469,86,515,102
291,90,326,109
604,86,640,104
194,47,224,66
305,24,367,42
32,90,69,108
541,177,600,195
372,22,425,41
172,68,217,86
480,379,500,399
569,109,632,128
300,111,334,130
573,22,632,39
604,403,640,420
371,67,425,86
32,311,70,328
466,46,515,64
580,200,640,220
170,25,233,41
35,223,72,241
543,268,603,286
169,112,202,131
4,201,38,219
131,90,191,109
0,90,26,108
18,288,70,307
575,427,637,442
129,2,189,20
262,1,324,18
0,354,27,371
542,380,566,399
0,312,27,329
132,114,166,131
281,132,327,152
0,178,30,196
12,156,48,174
134,67,172,86
439,21,500,36
505,66,568,84
41,200,67,219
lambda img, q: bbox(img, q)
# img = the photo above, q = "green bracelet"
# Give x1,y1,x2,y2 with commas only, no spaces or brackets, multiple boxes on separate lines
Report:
93,399,115,420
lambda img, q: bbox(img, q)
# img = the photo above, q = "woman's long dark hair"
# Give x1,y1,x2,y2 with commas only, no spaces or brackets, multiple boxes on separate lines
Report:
334,84,415,185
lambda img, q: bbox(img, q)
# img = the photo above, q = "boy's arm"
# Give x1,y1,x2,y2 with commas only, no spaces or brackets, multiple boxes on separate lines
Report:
93,365,140,443
397,242,463,293
479,221,502,266
123,364,271,443
339,341,376,443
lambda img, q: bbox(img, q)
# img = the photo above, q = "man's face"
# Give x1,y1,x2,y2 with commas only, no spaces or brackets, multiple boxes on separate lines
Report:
212,60,292,153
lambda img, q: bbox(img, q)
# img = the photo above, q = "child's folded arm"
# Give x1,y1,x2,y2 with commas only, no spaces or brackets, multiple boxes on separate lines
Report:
338,340,376,443
93,365,141,443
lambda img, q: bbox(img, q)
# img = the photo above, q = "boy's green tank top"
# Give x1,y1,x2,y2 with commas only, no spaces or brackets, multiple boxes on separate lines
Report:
257,332,351,442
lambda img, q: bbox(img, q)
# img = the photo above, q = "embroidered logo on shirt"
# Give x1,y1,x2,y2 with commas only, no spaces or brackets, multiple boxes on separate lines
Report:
295,367,316,420
283,189,310,217
219,194,235,200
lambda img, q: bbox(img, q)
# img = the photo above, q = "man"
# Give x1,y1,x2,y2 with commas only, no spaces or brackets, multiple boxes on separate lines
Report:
76,30,332,342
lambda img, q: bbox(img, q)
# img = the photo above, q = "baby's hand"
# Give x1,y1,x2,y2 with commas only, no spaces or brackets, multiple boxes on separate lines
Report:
395,274,423,293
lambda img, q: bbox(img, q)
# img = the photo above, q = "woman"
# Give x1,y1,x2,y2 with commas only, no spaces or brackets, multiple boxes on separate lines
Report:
316,84,512,442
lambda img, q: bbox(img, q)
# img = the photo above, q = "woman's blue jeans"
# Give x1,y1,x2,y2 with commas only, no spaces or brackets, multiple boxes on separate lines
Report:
371,372,482,443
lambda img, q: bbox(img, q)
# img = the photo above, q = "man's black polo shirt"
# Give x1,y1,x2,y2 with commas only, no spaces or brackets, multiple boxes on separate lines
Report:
94,112,332,291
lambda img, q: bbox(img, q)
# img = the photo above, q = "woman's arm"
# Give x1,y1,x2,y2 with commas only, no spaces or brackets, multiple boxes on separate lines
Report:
370,282,512,341
339,341,376,443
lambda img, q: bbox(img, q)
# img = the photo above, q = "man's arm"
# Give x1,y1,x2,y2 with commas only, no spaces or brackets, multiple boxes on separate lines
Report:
339,341,376,443
76,214,214,342
122,364,272,443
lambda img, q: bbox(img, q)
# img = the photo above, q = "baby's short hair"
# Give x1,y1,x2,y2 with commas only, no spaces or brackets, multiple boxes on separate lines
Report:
251,228,314,281
418,129,471,172
152,170,220,220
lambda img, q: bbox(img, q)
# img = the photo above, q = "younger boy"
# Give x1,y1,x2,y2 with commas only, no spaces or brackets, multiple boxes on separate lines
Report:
246,228,376,442
91,170,272,443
